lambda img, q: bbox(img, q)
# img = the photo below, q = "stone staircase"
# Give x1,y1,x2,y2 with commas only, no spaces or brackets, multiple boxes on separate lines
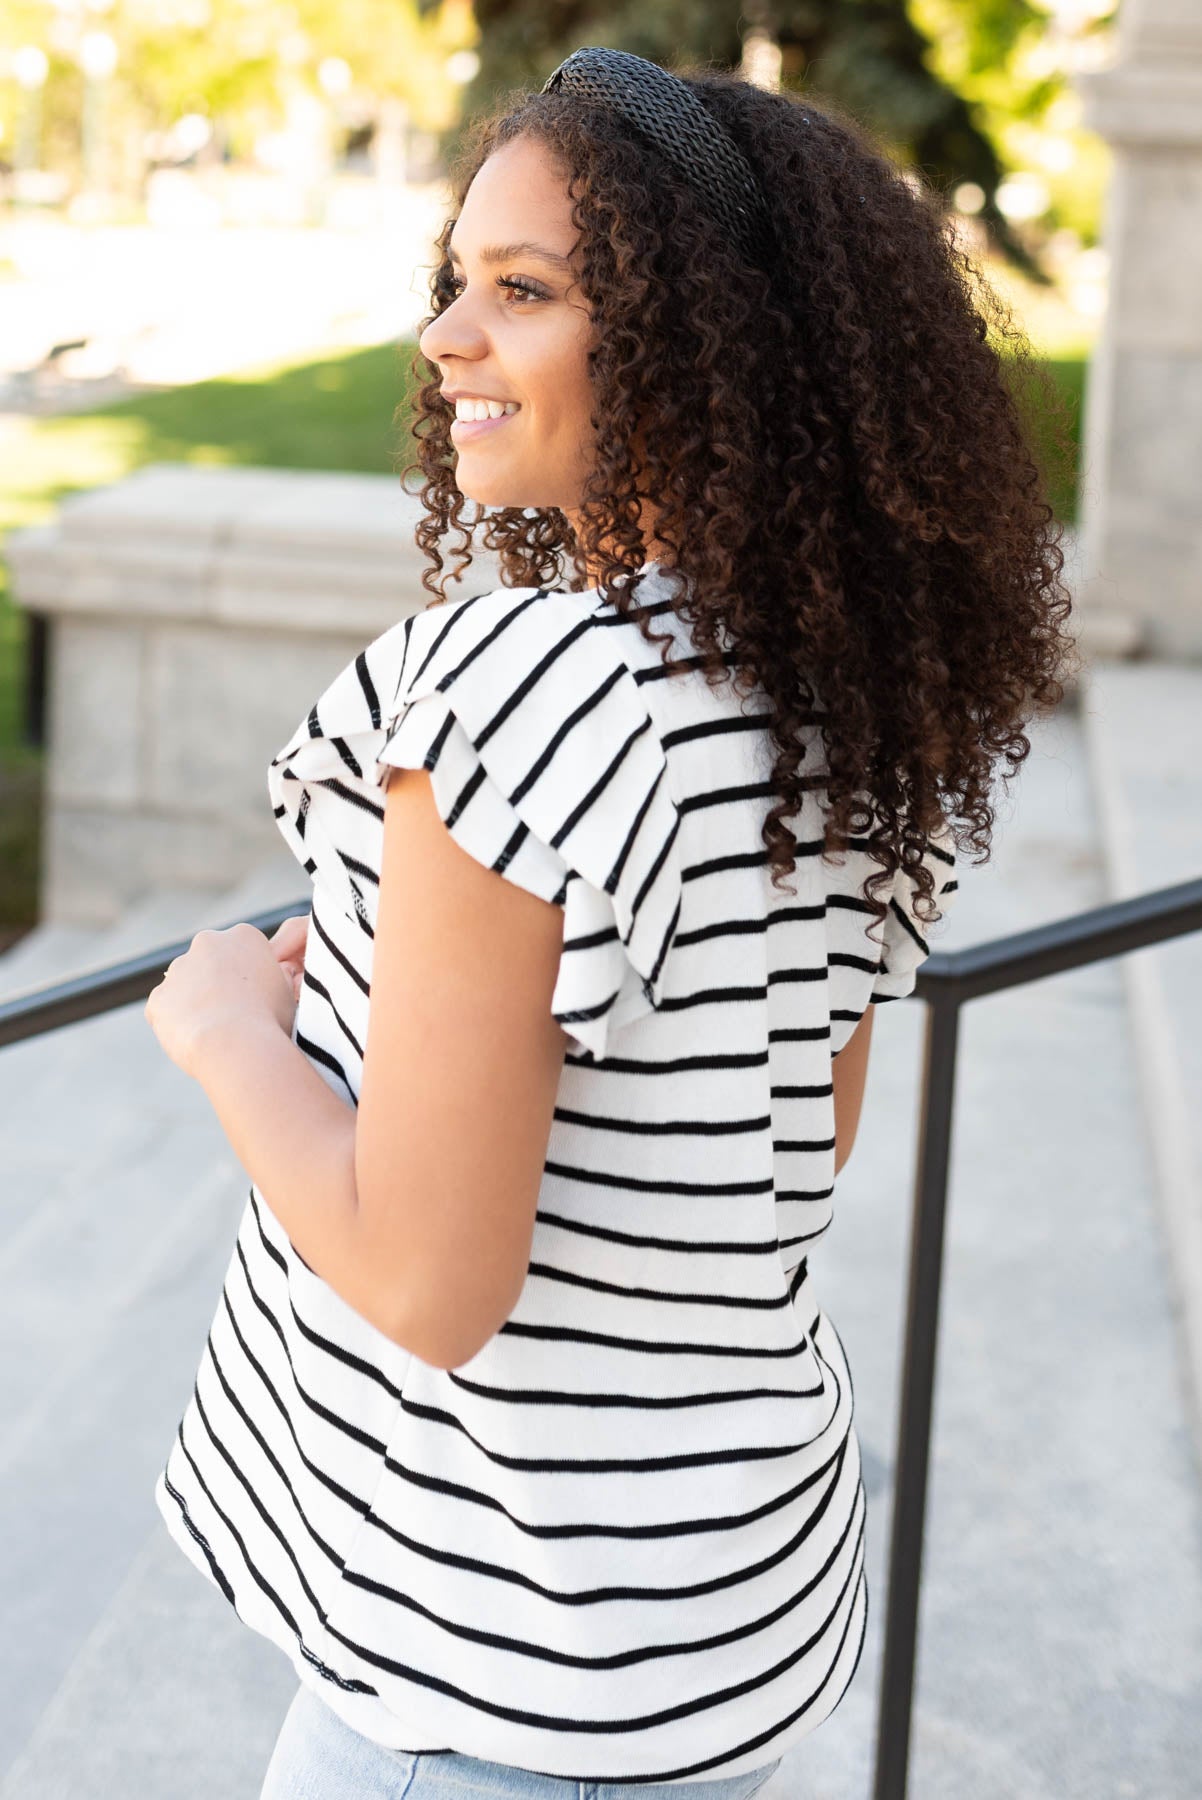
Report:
0,672,1199,1799
0,851,309,1800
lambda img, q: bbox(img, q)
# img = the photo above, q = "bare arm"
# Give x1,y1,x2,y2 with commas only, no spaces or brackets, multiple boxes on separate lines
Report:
353,762,568,1369
183,1013,381,1317
183,765,567,1370
832,1004,875,1175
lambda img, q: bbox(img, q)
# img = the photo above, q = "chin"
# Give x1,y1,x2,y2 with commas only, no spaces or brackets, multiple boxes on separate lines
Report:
455,473,560,511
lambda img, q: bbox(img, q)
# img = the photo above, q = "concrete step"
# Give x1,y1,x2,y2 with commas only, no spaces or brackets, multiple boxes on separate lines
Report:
0,887,236,1113
210,847,310,924
0,889,243,1255
0,845,307,1008
0,858,307,1455
0,922,105,1003
0,1151,258,1784
0,1523,295,1800
0,851,310,1385
0,853,308,1126
1079,657,1202,1453
0,852,308,1794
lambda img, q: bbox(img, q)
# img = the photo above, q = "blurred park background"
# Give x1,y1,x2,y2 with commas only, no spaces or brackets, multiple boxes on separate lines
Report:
4,7,1202,1800
0,0,1117,948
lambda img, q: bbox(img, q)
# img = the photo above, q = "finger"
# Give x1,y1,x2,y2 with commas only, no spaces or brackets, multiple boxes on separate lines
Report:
269,913,308,944
269,915,309,959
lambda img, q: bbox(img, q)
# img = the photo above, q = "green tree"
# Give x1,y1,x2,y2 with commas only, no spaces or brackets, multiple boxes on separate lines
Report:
0,0,477,186
439,0,1116,279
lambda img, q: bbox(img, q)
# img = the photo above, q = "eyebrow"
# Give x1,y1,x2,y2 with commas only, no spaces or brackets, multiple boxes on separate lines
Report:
446,238,576,273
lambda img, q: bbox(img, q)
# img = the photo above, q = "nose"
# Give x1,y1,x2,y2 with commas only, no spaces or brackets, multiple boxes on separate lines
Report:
419,291,486,369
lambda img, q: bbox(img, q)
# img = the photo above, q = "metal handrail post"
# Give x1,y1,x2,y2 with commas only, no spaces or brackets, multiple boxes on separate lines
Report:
872,991,963,1800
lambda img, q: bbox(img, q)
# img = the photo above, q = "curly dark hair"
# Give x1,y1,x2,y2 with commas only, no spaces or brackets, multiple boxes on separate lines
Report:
392,60,1080,942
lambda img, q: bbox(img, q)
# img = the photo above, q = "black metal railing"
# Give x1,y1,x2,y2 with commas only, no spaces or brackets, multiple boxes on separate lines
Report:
872,872,1202,1800
0,901,309,1049
2,875,1201,1799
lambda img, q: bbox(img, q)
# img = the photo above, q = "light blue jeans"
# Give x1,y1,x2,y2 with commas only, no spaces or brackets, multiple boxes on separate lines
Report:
259,1683,784,1800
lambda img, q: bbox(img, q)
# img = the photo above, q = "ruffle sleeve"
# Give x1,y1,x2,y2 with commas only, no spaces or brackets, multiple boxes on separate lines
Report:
267,586,683,1063
869,818,960,1003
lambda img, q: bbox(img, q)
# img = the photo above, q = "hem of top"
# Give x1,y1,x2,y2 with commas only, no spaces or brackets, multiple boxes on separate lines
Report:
152,1447,860,1788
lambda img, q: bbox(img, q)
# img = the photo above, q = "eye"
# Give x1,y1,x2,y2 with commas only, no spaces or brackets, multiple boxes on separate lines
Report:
445,273,548,306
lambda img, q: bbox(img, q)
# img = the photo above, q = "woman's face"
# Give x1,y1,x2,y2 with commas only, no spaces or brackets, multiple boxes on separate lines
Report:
419,136,598,513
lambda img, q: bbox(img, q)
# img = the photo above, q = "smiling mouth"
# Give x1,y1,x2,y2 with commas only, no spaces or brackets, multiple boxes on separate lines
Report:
449,409,521,442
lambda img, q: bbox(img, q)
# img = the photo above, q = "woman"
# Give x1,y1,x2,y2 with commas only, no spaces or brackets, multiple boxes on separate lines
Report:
146,47,1076,1800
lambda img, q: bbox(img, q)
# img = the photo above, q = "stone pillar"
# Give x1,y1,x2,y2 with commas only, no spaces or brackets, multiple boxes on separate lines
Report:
5,464,508,925
1073,0,1202,660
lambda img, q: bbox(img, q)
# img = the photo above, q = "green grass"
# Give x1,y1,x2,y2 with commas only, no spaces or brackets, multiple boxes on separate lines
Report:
0,336,1085,940
0,742,42,947
0,338,424,745
0,336,424,941
1016,355,1087,529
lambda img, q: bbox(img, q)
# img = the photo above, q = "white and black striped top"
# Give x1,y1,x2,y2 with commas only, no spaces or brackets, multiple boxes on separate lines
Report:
156,564,959,1786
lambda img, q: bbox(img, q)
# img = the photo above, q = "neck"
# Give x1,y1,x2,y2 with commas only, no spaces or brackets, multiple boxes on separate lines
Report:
562,512,676,590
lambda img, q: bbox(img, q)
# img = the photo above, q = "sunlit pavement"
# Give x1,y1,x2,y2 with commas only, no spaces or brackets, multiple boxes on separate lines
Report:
0,188,449,412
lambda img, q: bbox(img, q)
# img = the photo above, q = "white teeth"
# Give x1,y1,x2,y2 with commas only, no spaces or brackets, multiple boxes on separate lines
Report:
453,397,520,421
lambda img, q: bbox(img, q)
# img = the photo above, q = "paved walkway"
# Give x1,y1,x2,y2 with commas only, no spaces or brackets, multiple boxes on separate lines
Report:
0,197,446,418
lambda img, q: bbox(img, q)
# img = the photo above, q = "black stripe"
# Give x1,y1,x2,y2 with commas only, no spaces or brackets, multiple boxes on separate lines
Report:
510,663,626,807
294,1028,355,1101
630,801,681,914
161,1461,236,1607
474,613,595,751
552,716,654,856
309,903,369,997
534,1209,779,1253
323,776,384,823
355,649,381,729
678,777,779,815
300,966,365,1063
315,1485,864,1746
541,1159,773,1198
434,589,548,689
661,712,773,749
231,1236,391,1454
551,1104,770,1139
329,737,365,780
176,1408,378,1695
244,1199,405,1405
340,850,379,888
522,1260,798,1311
217,1285,371,1514
203,1328,346,1569
333,1447,850,1665
497,1320,815,1366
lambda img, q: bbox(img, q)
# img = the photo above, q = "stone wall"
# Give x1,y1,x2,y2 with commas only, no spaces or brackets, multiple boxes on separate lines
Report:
5,463,513,924
1075,0,1202,659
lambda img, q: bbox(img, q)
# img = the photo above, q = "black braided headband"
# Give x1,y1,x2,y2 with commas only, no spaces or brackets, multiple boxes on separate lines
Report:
541,46,774,268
